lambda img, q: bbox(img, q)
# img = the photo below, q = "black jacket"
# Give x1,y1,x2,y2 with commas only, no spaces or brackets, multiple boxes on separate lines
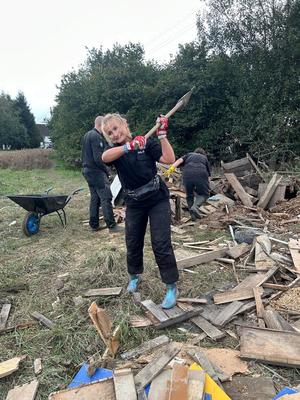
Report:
81,128,108,187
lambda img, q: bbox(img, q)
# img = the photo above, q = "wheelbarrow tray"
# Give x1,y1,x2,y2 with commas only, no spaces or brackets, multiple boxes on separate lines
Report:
7,195,69,215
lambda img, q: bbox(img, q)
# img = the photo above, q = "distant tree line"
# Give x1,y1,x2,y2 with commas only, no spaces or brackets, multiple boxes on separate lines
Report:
50,0,300,166
0,92,41,149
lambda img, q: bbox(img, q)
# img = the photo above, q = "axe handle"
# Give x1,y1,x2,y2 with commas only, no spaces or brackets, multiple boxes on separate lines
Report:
144,100,183,139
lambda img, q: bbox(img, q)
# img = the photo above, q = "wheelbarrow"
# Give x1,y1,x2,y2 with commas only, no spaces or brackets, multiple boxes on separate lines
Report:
7,187,83,236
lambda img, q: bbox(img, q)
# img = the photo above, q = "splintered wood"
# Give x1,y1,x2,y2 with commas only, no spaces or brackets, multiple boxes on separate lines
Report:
88,302,119,356
6,379,39,400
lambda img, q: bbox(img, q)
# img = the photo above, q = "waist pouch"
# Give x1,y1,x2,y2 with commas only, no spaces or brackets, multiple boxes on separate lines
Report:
125,175,160,201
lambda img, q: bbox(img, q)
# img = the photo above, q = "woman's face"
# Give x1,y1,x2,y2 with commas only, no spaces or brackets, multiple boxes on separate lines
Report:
104,119,130,145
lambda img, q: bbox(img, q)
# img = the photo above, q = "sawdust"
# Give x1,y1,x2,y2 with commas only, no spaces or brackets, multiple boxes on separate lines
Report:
272,287,300,312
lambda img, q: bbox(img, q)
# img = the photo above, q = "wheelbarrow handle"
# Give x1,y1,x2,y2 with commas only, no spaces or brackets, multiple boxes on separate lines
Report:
45,187,53,194
65,188,84,205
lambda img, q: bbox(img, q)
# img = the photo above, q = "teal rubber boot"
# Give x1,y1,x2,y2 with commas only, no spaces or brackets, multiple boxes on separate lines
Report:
127,274,140,293
161,283,178,309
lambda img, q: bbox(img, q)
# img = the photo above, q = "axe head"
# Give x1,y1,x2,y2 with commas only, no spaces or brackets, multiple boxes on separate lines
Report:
176,86,195,111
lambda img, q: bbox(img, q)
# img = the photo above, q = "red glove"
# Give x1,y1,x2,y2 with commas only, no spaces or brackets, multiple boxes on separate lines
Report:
124,135,146,152
156,115,168,139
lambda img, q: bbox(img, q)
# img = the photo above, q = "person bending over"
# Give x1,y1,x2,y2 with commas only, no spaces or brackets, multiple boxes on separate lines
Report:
166,147,211,220
101,114,179,309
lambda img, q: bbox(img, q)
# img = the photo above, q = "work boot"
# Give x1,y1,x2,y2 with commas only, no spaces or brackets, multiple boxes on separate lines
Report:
127,274,141,293
109,225,124,233
161,283,178,309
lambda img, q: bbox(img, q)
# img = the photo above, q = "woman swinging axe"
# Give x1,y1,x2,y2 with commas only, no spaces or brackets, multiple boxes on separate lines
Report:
101,113,179,309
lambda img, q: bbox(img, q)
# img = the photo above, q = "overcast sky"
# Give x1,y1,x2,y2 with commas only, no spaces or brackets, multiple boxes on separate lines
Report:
0,0,202,123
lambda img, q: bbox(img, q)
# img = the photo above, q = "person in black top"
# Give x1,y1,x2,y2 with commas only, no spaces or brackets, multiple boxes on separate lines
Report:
166,147,211,220
81,116,122,233
101,113,179,309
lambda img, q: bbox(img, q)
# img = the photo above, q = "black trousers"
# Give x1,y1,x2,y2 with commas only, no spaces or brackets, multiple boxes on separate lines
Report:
184,178,208,210
125,199,179,284
88,175,116,229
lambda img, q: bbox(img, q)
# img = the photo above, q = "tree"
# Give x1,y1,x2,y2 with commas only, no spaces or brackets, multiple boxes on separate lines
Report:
14,92,41,148
0,93,29,149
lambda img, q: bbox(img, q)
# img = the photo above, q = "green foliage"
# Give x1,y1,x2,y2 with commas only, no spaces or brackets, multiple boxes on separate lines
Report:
14,92,41,147
0,93,29,149
49,0,300,166
0,92,41,150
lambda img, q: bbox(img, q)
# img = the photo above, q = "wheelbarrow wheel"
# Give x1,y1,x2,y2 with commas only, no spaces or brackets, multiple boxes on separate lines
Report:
22,212,40,236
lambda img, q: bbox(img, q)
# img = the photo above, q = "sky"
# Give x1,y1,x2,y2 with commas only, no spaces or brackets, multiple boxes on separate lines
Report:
0,0,202,123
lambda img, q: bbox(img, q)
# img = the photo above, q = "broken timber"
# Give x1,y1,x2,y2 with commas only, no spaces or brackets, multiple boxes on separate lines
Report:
240,326,300,367
0,303,11,330
83,287,123,297
213,287,264,305
114,368,137,400
168,363,189,400
224,173,253,207
177,248,228,270
134,343,181,389
289,239,300,273
120,335,169,360
257,173,283,210
6,379,39,400
31,312,54,329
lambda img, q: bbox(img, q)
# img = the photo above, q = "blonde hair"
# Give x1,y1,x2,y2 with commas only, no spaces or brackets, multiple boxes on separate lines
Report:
101,113,132,144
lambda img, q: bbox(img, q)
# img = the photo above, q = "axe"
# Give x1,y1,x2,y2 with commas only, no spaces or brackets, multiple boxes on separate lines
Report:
144,87,194,139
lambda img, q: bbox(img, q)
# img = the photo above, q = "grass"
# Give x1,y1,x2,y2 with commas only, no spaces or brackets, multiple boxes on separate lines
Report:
0,149,54,170
0,157,298,398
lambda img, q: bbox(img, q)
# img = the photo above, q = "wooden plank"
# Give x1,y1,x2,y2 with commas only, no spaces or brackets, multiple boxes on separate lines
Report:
177,248,228,270
0,303,11,330
83,287,122,297
213,301,244,327
226,244,250,259
0,356,26,378
187,370,205,400
49,377,115,400
141,300,169,322
246,153,265,181
6,379,39,400
213,287,263,305
31,311,54,329
114,368,137,400
258,183,286,208
177,298,207,305
121,335,170,360
154,308,203,330
240,326,300,367
148,369,171,400
163,306,184,318
262,308,285,331
224,173,253,207
221,157,250,171
134,343,181,389
178,303,225,340
34,358,42,375
168,363,189,400
257,174,282,209
289,239,300,273
188,350,222,388
255,266,279,287
223,376,276,400
235,273,267,289
253,287,265,328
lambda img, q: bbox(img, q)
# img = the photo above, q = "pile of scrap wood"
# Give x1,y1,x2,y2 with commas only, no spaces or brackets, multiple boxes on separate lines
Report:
156,154,300,223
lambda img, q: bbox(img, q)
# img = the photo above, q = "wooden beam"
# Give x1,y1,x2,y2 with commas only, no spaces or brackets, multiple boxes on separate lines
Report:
168,363,189,400
213,287,263,305
289,239,300,273
83,287,122,297
177,248,228,270
240,326,300,367
257,174,282,210
121,335,169,360
141,300,169,322
0,303,11,330
134,343,181,389
31,312,54,329
224,173,253,207
113,368,137,400
154,308,203,330
187,369,205,400
6,379,39,400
